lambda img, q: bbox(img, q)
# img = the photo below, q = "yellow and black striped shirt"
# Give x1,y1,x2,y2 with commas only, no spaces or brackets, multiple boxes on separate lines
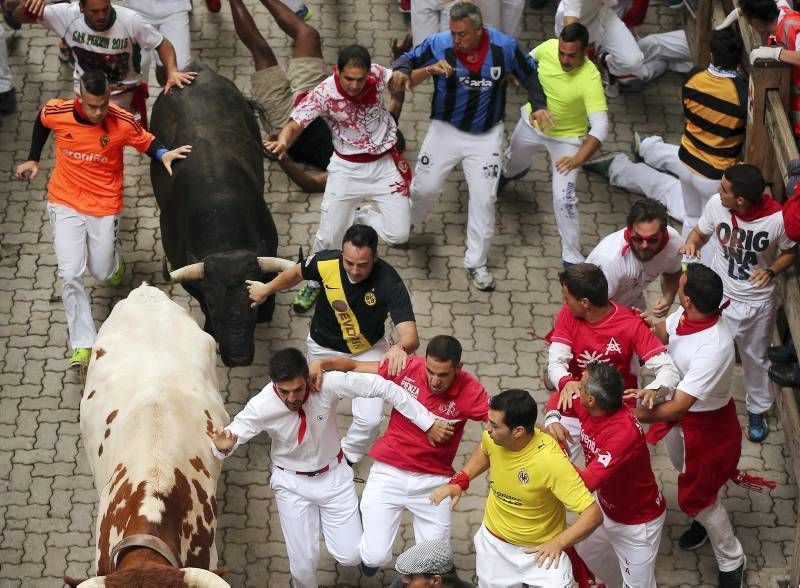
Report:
679,68,747,180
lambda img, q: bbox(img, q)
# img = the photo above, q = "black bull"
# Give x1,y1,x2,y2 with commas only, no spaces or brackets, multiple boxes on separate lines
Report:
150,62,279,367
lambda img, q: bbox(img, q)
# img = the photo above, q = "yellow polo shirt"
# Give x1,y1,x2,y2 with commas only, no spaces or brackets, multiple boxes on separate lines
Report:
481,430,595,546
524,38,607,138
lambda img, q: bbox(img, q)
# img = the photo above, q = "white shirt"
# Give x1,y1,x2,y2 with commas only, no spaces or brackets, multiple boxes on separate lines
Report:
211,371,435,472
665,309,734,412
40,3,163,92
290,63,398,156
586,226,682,310
697,194,795,303
123,0,191,19
561,0,617,23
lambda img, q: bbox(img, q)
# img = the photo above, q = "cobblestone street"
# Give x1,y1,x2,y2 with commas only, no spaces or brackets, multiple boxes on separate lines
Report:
0,1,796,586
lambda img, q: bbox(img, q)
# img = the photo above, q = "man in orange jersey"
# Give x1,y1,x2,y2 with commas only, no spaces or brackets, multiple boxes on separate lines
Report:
15,69,190,369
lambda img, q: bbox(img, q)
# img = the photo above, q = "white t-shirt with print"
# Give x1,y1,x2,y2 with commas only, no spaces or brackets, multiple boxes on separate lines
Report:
697,194,795,303
40,3,163,92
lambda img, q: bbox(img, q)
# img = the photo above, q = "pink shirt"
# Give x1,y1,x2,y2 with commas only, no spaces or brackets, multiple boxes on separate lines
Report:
370,356,490,476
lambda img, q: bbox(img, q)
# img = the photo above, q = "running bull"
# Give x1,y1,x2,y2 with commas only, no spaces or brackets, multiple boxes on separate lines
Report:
67,284,230,587
150,61,292,367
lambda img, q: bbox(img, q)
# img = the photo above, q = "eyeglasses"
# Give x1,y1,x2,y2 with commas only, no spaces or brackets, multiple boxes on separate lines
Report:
629,230,665,245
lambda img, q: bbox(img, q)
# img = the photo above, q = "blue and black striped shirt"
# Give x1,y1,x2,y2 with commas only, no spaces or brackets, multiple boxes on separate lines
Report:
392,27,546,135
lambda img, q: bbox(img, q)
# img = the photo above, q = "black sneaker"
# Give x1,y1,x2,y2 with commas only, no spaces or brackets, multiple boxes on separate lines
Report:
718,556,746,588
678,521,708,551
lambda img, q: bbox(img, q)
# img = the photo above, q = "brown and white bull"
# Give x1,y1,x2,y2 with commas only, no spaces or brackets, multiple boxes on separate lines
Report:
69,284,231,587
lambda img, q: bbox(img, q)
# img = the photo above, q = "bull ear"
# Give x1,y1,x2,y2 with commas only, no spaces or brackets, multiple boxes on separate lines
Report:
181,568,232,587
75,578,106,587
162,258,172,282
256,257,295,274
169,262,205,283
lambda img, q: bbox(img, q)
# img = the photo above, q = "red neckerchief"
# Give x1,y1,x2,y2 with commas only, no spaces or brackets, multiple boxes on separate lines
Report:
620,227,669,257
675,301,730,336
333,66,380,105
273,384,308,444
730,194,782,231
455,28,490,74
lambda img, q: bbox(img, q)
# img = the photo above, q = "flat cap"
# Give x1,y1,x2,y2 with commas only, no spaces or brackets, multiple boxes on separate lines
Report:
394,540,455,575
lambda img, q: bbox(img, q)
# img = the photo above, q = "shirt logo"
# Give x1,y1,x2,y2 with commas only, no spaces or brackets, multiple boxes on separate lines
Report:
99,135,110,148
597,450,612,467
517,469,530,484
64,132,74,140
62,148,109,164
364,291,376,306
400,376,420,399
438,400,459,417
490,65,502,80
605,337,622,354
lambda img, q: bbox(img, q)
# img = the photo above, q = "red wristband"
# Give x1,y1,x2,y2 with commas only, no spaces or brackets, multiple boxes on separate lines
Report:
449,470,470,491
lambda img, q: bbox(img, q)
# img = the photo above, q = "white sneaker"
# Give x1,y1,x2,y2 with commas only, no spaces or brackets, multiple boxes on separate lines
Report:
467,266,495,291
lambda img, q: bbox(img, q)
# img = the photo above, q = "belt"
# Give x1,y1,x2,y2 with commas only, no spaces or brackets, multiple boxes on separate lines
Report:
275,449,344,477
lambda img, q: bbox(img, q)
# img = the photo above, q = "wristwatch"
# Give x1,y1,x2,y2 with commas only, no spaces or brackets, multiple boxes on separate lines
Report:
765,268,776,279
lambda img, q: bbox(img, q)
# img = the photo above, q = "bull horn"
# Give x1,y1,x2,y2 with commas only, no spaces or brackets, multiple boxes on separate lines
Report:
256,257,295,273
169,262,205,283
76,578,106,587
181,568,232,587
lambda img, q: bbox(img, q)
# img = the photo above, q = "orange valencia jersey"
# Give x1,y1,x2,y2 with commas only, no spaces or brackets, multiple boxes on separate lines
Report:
40,99,155,216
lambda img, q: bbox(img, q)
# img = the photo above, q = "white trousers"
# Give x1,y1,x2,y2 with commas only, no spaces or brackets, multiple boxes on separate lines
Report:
476,0,526,37
575,509,666,588
359,461,452,567
47,203,120,350
312,154,410,254
0,25,12,93
504,118,584,263
664,427,745,572
473,524,573,588
634,30,693,83
410,0,455,46
412,120,503,269
723,297,778,414
306,334,389,463
607,154,686,222
270,460,362,588
638,136,720,252
555,4,643,76
134,9,192,71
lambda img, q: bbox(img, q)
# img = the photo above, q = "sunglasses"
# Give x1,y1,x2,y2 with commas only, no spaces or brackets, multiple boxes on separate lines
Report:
629,230,665,245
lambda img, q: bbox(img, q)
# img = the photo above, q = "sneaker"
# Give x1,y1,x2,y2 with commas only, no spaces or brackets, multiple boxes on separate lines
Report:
292,283,321,313
206,0,221,12
360,563,379,577
747,411,769,443
768,343,797,364
467,266,495,291
718,556,746,588
0,88,16,116
295,4,313,21
582,156,615,180
69,348,92,369
106,258,125,287
398,0,411,13
678,521,708,550
631,131,644,162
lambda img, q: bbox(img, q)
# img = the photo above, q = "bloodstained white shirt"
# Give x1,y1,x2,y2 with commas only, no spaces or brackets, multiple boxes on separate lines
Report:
211,371,435,472
290,63,398,156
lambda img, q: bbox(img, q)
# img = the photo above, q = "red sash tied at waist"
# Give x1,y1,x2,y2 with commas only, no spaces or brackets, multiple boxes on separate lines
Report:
334,146,412,197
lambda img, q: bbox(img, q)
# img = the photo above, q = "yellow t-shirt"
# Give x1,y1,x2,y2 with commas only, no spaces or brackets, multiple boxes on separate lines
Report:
481,430,595,546
524,38,607,138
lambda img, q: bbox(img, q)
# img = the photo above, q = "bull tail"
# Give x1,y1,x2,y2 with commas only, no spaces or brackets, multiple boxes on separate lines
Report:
246,98,278,161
